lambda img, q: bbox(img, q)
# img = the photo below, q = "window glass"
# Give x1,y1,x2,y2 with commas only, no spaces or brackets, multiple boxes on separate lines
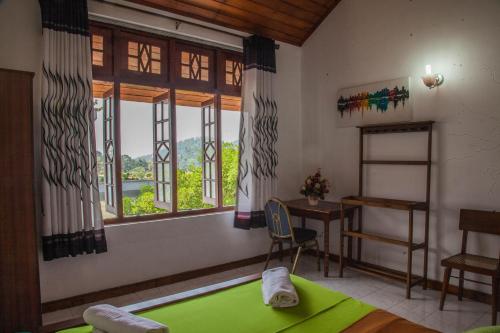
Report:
221,96,241,206
176,90,216,210
120,84,169,216
93,80,117,219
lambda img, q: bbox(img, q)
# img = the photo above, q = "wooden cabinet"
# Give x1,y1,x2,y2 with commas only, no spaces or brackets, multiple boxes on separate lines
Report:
0,68,41,332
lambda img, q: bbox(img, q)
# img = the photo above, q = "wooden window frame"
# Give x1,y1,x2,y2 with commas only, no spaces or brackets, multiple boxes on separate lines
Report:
201,99,217,206
173,41,216,92
90,25,113,80
217,51,243,96
90,22,241,225
102,90,117,215
116,31,169,87
152,92,173,211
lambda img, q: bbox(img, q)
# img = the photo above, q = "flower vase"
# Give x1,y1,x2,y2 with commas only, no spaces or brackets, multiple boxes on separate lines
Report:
308,196,319,206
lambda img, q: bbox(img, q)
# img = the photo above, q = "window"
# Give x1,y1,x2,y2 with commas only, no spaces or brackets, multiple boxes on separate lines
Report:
153,96,173,210
181,51,209,81
221,96,241,207
128,42,161,74
218,52,243,95
90,23,243,223
119,84,170,217
118,32,168,84
201,99,217,205
90,25,112,77
176,90,216,210
92,34,104,67
225,60,242,87
93,80,117,219
175,43,214,91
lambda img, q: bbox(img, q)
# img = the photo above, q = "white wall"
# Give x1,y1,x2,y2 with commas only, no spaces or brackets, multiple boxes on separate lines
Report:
5,0,497,302
0,0,302,302
301,0,500,291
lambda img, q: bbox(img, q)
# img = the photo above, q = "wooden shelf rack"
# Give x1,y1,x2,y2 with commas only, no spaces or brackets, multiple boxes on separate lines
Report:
339,121,434,299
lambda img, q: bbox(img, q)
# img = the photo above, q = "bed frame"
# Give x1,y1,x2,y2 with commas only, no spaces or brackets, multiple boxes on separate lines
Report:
41,273,261,333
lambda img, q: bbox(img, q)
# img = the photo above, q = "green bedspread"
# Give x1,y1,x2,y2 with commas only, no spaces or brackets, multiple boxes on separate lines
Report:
59,275,375,333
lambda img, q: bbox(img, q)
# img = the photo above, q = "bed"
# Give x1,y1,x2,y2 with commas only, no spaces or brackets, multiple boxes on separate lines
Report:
44,274,439,333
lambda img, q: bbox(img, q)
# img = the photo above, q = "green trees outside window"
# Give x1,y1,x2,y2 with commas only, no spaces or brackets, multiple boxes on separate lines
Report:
98,140,239,216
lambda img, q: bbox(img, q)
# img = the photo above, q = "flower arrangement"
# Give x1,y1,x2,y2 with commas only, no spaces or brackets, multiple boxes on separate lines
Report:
300,169,330,205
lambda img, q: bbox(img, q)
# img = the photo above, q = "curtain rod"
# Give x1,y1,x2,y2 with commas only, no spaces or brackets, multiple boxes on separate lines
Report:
95,0,280,49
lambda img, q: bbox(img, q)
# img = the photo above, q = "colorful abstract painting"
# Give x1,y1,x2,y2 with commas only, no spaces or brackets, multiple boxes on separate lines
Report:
336,77,412,127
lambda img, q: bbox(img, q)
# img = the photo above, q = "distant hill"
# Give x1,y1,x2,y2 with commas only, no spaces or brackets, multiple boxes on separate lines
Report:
136,137,203,170
97,137,238,171
177,137,202,169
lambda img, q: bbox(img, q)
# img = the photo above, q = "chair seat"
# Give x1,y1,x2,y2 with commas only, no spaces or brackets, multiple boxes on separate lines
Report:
293,227,317,244
441,253,499,275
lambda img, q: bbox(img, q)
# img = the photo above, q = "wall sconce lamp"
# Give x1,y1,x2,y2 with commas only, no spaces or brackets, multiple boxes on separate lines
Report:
422,64,444,89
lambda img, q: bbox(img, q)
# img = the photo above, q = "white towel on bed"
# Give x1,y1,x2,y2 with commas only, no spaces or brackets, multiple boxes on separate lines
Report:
261,267,299,308
83,304,169,333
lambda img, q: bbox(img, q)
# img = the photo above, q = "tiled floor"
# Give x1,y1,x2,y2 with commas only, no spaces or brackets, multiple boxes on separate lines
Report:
43,256,497,332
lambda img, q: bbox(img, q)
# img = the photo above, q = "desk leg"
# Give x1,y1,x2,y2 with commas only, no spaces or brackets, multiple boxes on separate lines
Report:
301,216,306,229
323,218,330,277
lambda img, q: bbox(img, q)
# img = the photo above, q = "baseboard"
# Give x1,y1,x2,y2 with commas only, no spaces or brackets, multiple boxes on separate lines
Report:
305,249,496,307
43,248,496,313
42,249,289,313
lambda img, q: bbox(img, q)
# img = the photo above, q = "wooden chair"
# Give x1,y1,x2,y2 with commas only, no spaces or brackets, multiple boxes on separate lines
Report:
439,209,500,325
263,198,321,274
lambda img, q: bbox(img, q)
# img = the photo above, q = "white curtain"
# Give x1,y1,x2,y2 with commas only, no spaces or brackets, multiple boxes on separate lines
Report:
234,36,278,229
40,0,107,260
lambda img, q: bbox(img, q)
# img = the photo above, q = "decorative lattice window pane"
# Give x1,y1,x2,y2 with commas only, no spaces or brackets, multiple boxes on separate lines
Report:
202,100,217,205
92,34,104,67
103,95,117,214
153,96,172,210
181,51,209,81
225,60,242,87
128,41,161,74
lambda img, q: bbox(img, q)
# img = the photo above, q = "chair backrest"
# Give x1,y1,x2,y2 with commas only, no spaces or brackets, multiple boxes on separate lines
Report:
264,198,294,241
459,209,500,267
459,209,500,235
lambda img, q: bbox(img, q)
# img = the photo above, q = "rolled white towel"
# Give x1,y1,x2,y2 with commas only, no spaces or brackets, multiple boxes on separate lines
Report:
83,304,169,333
261,267,299,308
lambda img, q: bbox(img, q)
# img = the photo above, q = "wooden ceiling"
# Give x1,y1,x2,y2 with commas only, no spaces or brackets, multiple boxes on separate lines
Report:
124,0,342,46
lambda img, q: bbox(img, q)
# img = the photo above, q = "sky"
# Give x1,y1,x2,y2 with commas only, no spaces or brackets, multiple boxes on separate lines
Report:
95,99,240,158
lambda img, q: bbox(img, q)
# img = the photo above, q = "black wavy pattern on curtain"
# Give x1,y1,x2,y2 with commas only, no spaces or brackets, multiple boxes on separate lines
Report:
236,111,249,197
40,0,107,260
251,93,278,179
39,0,90,35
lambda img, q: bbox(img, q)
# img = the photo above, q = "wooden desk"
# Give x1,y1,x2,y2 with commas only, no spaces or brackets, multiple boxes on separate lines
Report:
284,199,357,277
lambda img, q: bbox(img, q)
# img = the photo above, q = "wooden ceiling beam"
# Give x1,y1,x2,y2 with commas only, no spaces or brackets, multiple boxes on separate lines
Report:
280,0,329,16
175,0,309,40
113,0,343,46
125,0,303,45
195,0,315,30
226,0,320,25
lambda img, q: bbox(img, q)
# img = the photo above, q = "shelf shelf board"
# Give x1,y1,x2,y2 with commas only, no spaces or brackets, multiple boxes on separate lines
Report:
341,196,428,211
345,260,423,285
362,160,430,166
343,231,425,250
358,121,434,135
